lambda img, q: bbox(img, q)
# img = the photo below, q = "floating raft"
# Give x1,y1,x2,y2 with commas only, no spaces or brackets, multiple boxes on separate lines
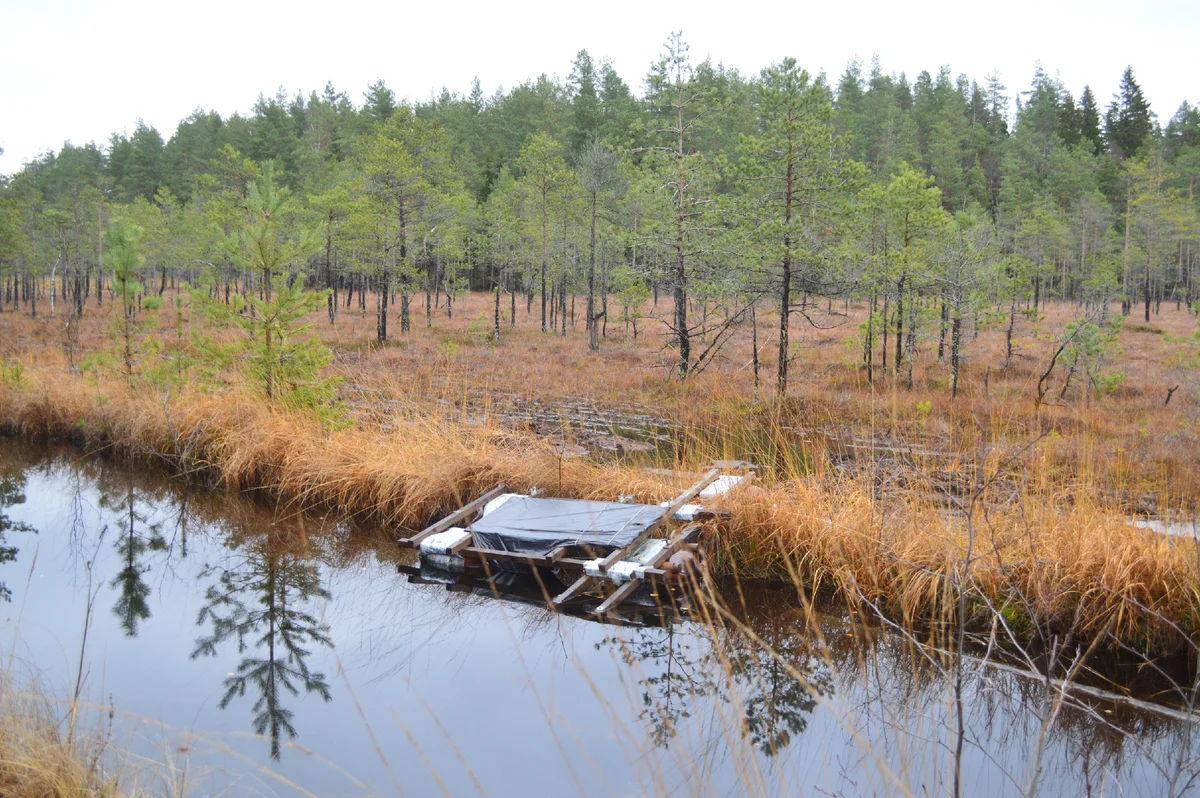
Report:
397,462,755,617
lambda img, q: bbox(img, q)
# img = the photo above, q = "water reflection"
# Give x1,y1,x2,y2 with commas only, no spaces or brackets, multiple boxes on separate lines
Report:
0,467,31,602
723,601,834,755
100,482,166,636
192,531,334,760
0,441,1197,796
608,596,834,757
608,624,721,747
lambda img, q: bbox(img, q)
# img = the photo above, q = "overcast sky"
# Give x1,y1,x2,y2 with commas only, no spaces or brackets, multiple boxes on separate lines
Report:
3,0,1197,175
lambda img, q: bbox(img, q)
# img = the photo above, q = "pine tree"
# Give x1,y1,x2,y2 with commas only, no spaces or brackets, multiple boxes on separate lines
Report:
196,166,340,420
515,133,570,332
1164,102,1200,159
742,57,862,393
103,217,145,384
644,31,715,377
577,139,621,352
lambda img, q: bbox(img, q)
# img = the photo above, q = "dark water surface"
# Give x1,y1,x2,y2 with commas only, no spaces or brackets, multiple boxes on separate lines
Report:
0,440,1195,797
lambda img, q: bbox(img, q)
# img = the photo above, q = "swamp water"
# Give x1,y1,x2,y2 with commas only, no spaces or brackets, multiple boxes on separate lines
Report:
0,440,1196,797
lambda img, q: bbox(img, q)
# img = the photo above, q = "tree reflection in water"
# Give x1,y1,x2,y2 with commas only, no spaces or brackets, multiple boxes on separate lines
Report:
724,606,834,756
100,483,165,637
0,468,31,602
607,623,722,747
192,532,333,760
605,594,833,756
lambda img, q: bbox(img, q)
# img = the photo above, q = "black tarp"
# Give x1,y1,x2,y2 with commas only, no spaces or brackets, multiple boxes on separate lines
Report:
469,496,662,557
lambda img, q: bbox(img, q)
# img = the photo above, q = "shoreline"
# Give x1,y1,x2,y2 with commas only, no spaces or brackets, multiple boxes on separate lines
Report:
2,374,1196,657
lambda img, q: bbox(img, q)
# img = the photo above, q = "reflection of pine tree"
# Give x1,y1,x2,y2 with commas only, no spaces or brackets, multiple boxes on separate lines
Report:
725,620,833,756
192,544,333,760
103,484,166,637
604,603,833,756
0,469,32,602
604,625,723,747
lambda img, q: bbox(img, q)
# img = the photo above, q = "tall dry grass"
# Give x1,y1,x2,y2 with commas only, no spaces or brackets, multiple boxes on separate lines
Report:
1,356,1196,655
0,668,165,797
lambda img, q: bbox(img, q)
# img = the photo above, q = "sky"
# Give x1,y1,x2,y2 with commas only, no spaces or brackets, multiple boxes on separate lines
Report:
2,0,1197,175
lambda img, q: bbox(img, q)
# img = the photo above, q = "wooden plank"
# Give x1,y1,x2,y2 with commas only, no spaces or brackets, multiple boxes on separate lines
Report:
400,484,507,548
449,534,475,554
460,546,564,567
594,580,641,614
556,557,596,569
551,573,592,606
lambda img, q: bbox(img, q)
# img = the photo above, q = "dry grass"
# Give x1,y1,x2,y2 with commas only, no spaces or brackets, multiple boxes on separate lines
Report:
0,669,145,797
2,291,1199,654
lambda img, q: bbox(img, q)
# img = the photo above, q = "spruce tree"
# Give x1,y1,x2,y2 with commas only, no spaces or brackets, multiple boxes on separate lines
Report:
983,72,1009,138
1057,92,1082,148
599,61,639,147
1077,86,1105,154
1104,66,1153,159
362,79,397,126
568,51,603,154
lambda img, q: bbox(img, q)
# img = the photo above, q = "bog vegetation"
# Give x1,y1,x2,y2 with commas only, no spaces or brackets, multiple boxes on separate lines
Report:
1,35,1200,662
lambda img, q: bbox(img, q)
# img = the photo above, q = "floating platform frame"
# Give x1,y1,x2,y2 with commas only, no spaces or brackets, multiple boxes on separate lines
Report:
397,461,755,616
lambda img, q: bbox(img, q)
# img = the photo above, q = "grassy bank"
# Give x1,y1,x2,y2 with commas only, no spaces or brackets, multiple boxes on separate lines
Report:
2,365,1196,657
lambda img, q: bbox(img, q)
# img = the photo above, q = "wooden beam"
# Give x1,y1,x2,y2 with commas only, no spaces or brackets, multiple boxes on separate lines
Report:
594,524,704,614
551,574,592,606
400,484,507,548
593,580,641,614
460,546,566,568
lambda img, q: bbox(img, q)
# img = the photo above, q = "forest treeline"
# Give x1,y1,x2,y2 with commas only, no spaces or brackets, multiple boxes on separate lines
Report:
2,34,1198,393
